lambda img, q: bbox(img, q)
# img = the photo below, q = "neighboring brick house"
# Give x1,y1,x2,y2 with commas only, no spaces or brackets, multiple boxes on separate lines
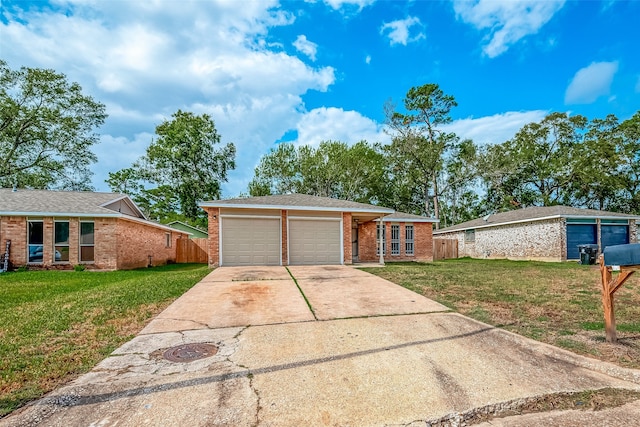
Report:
433,206,640,262
0,189,189,270
199,194,437,267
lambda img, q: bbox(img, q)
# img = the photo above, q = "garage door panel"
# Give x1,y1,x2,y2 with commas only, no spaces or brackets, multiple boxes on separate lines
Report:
601,225,629,250
290,219,341,265
566,224,596,260
221,217,280,266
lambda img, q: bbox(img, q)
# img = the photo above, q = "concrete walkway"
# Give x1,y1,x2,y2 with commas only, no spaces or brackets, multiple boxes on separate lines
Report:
3,266,640,426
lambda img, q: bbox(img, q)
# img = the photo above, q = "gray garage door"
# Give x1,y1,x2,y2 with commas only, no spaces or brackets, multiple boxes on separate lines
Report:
289,219,341,265
221,217,280,266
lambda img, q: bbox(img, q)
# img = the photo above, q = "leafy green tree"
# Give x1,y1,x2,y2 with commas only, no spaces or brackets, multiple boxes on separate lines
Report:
478,112,587,210
385,83,458,224
249,140,388,204
108,110,235,222
0,60,107,189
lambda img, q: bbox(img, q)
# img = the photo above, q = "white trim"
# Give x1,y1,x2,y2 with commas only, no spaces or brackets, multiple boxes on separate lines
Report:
287,216,342,221
200,202,394,214
99,194,146,219
4,211,120,218
118,216,191,234
286,217,290,266
434,214,640,234
218,218,222,266
380,216,439,223
219,214,282,219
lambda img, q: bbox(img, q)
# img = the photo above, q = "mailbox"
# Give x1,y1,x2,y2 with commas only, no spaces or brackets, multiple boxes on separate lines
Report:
603,243,640,267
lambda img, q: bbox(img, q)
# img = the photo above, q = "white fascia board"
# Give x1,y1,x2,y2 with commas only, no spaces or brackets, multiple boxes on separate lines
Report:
378,217,440,223
119,215,192,234
199,202,394,214
99,195,147,219
433,214,640,234
2,211,121,218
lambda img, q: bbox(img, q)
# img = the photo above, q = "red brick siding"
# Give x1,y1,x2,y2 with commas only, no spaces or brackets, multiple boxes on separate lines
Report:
1,216,27,266
357,221,433,263
1,216,186,270
342,212,352,265
115,218,186,270
203,207,220,267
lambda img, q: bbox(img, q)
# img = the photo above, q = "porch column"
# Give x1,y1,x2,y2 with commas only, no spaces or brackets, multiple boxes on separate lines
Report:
379,216,385,265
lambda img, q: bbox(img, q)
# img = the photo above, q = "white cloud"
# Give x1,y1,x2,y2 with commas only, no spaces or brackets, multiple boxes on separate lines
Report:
293,35,318,61
442,110,549,145
380,16,425,46
365,55,372,65
565,61,619,104
323,0,376,11
453,0,565,58
1,0,335,197
290,107,390,147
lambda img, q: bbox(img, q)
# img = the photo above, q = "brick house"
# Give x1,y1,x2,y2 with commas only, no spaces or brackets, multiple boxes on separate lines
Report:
199,193,437,267
0,189,189,270
433,206,640,262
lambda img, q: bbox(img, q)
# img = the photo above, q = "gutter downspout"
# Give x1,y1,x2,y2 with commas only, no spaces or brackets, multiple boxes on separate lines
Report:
379,216,385,266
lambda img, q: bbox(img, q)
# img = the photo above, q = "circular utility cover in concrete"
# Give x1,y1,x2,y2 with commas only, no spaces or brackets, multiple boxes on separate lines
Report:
163,343,218,363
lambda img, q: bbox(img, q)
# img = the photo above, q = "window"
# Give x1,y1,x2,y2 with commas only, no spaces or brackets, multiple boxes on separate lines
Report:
405,225,414,256
465,229,475,243
376,223,386,255
391,224,400,255
165,232,172,248
54,221,70,262
28,220,44,263
80,221,95,262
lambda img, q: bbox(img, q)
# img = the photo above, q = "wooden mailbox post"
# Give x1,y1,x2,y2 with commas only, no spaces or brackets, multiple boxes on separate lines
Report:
599,254,639,343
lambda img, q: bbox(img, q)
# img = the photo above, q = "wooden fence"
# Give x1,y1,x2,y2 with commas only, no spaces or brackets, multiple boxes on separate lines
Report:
176,238,209,264
433,238,458,261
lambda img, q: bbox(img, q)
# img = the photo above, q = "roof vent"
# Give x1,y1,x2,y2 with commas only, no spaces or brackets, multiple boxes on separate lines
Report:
482,214,491,221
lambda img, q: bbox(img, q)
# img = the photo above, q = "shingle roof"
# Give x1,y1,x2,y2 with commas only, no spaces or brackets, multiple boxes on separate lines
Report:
199,193,394,213
381,211,439,223
435,205,640,234
0,188,134,216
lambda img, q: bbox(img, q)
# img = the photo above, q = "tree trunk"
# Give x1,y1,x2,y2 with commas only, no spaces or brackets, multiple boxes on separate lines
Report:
432,174,440,229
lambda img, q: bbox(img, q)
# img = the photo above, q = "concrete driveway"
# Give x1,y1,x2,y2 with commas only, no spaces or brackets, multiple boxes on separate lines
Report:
3,265,640,427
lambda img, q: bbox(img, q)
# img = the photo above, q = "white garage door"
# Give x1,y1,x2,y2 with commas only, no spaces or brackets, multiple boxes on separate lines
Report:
221,217,280,266
289,219,341,265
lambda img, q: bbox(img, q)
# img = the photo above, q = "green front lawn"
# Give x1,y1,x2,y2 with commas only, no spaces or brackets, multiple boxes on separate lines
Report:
363,258,640,368
0,264,210,417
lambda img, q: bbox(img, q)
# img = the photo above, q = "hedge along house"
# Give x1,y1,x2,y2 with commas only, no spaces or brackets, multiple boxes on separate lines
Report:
433,206,640,262
199,194,437,267
0,189,189,270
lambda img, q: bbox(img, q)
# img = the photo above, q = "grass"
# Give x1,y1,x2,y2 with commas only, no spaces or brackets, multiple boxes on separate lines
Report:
0,263,210,417
363,258,640,368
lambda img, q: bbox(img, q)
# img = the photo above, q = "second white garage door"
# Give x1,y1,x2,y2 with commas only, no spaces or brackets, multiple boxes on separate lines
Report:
221,217,280,266
289,219,341,265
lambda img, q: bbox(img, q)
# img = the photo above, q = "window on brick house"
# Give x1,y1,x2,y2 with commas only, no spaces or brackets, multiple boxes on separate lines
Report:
165,232,171,248
28,220,44,263
465,229,475,243
79,221,94,262
391,224,400,255
405,225,414,256
376,223,386,255
54,221,70,262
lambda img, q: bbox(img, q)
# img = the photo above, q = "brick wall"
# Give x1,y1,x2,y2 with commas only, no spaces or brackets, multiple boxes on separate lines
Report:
115,218,187,269
1,216,27,266
358,221,433,263
342,212,352,265
203,207,220,268
0,216,186,270
436,218,564,261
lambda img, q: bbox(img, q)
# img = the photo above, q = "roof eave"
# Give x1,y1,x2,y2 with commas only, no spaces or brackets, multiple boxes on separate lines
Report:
199,202,394,214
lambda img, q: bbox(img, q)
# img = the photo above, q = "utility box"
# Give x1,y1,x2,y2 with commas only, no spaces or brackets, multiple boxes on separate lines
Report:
603,243,640,266
578,244,599,265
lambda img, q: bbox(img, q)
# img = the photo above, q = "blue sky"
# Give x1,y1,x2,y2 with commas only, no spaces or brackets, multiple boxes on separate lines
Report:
2,0,639,197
